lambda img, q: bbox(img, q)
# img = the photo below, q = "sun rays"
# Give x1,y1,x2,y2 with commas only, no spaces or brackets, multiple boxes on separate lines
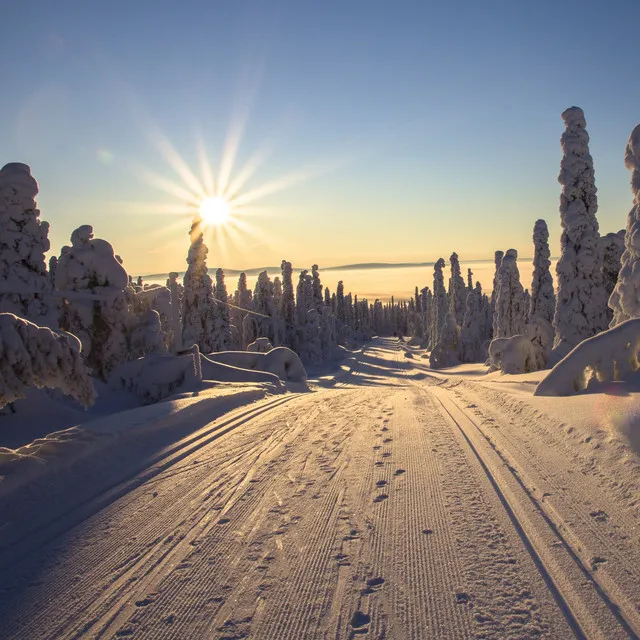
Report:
114,106,353,269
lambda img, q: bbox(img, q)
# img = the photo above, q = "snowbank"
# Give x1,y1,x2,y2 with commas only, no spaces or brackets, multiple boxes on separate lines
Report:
205,347,307,384
536,318,640,396
0,384,280,498
108,352,201,405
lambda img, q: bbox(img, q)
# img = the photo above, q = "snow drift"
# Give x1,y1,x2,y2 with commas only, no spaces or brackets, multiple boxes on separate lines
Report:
535,317,640,396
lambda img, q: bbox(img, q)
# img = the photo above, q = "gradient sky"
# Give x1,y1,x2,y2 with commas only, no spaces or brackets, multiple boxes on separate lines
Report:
2,0,640,277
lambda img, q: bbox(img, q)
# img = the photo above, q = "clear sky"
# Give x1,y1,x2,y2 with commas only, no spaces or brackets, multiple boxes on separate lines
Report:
2,0,640,277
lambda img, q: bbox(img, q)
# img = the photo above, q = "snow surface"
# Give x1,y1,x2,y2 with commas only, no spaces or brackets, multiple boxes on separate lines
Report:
1,338,639,639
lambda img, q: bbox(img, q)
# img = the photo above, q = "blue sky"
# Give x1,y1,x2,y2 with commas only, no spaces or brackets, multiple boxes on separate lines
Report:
2,0,639,275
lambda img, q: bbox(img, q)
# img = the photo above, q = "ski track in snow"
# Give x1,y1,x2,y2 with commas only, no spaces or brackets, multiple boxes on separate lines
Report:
0,338,638,639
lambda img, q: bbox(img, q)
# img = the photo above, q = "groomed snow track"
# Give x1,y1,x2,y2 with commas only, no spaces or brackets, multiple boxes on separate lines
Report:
0,338,638,639
430,386,639,640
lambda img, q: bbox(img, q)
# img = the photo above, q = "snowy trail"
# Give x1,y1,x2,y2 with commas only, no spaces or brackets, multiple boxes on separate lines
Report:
0,339,637,639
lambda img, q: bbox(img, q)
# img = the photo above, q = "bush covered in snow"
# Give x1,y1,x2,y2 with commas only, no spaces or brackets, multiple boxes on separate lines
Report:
247,337,273,353
429,312,459,368
489,317,554,374
108,352,200,405
0,313,95,409
205,347,307,384
535,318,640,396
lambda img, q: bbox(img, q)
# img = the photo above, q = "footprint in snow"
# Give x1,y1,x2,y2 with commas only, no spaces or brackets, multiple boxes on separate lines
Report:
361,577,385,595
373,494,389,503
350,611,371,632
590,510,608,522
394,468,406,476
376,479,388,487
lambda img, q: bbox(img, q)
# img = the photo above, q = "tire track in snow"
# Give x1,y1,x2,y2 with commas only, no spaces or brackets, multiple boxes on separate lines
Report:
431,384,639,639
0,394,310,640
451,381,640,629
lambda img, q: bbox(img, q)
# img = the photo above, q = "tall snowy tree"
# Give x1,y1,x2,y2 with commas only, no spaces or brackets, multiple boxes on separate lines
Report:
553,106,608,359
210,268,233,351
448,252,466,326
600,230,625,322
489,250,504,336
459,282,485,362
467,268,473,291
55,225,130,379
430,258,448,350
493,249,526,339
529,219,556,325
182,219,215,353
311,264,324,312
609,123,640,326
0,163,53,324
280,260,297,350
231,272,252,348
166,272,183,352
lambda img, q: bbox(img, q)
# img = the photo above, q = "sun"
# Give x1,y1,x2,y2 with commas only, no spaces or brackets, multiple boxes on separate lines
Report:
199,195,231,226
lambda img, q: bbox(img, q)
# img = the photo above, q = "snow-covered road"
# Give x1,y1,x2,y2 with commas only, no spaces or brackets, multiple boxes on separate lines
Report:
0,338,638,639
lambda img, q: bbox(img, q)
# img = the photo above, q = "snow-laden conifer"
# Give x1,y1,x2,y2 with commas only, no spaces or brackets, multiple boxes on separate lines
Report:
553,107,608,358
493,249,526,339
489,250,503,336
610,123,640,326
529,219,555,325
280,260,297,350
0,163,53,324
459,283,485,362
601,231,625,304
430,259,447,349
448,252,466,326
211,268,233,351
182,219,215,353
55,225,129,379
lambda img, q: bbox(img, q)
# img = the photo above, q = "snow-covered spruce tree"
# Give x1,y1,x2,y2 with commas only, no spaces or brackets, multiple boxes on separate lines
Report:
553,107,608,359
529,219,555,325
493,249,526,339
448,252,466,326
420,286,432,347
489,250,504,336
300,308,322,367
55,225,130,379
609,123,640,326
430,258,448,350
324,286,331,307
429,313,459,368
459,282,485,363
128,309,165,359
231,272,252,348
336,281,346,325
467,268,473,291
182,219,216,353
280,260,297,350
166,272,183,351
601,230,625,306
0,163,53,324
247,271,275,344
210,268,233,351
311,264,324,312
0,313,95,409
